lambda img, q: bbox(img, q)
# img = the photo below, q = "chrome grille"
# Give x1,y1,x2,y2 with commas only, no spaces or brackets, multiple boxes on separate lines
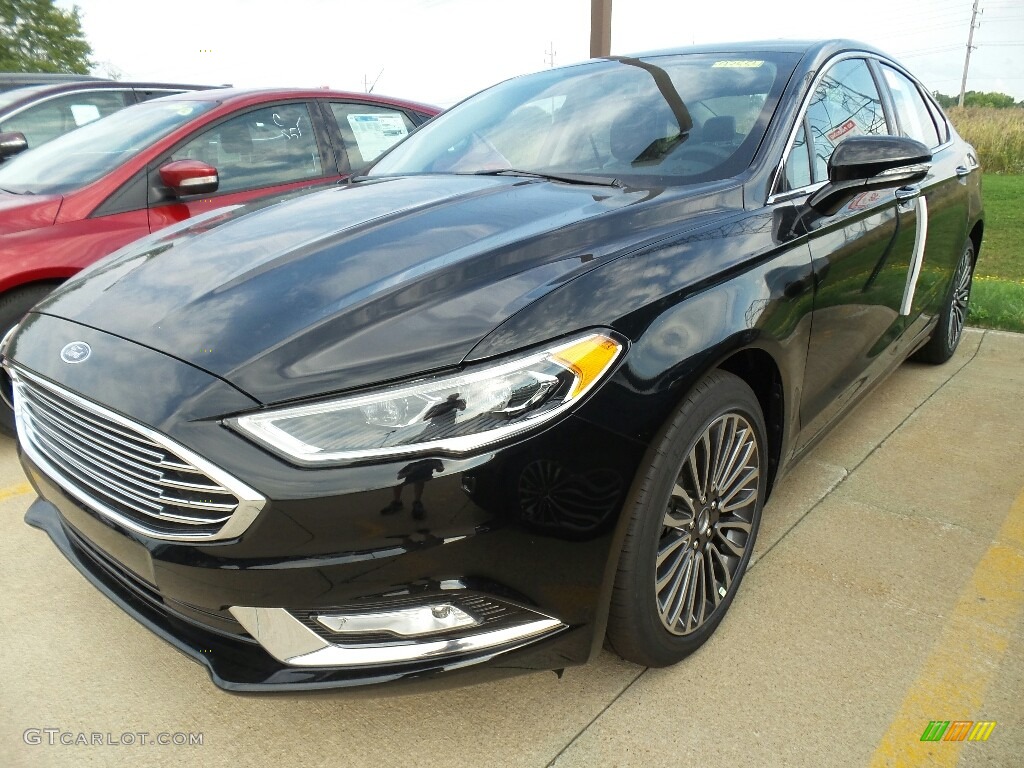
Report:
12,368,265,541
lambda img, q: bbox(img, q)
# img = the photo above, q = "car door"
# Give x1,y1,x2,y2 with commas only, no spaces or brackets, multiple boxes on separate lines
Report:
320,101,419,174
780,56,921,449
875,62,971,352
147,101,337,231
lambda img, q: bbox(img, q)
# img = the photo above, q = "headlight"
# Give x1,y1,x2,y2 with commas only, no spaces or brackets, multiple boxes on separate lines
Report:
230,332,622,465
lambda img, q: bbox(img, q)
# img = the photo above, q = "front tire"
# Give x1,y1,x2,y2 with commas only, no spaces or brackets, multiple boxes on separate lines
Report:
0,284,58,437
606,369,767,667
913,239,975,365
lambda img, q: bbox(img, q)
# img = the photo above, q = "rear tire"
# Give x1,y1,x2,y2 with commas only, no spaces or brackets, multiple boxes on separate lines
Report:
912,239,975,365
0,284,58,437
606,369,767,667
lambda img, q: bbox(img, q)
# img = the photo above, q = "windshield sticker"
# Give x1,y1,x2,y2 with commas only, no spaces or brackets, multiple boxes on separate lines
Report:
346,113,409,161
69,104,101,126
175,106,195,116
712,60,764,68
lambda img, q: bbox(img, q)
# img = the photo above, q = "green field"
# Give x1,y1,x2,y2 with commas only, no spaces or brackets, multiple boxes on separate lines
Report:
969,174,1024,332
948,108,1024,175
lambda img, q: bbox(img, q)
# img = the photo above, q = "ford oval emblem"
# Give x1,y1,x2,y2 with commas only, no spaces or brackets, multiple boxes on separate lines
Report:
60,341,91,364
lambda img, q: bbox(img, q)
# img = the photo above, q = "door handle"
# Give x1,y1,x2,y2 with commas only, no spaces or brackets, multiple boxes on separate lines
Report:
894,186,920,204
955,165,971,178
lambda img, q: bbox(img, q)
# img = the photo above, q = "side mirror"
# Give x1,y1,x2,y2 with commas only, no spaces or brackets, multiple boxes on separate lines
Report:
158,159,219,197
0,131,28,160
808,135,931,216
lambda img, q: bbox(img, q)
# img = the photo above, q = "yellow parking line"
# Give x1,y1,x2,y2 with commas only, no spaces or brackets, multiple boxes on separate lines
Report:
869,487,1024,766
0,481,32,501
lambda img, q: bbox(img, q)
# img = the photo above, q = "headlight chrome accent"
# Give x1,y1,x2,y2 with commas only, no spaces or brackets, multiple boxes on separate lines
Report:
230,332,622,466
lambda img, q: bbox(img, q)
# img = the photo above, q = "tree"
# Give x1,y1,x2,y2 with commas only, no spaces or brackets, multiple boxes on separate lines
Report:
933,90,1020,109
0,0,92,74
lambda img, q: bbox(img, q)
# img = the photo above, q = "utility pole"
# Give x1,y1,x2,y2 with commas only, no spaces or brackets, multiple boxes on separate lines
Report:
591,0,612,58
545,41,557,68
959,0,982,107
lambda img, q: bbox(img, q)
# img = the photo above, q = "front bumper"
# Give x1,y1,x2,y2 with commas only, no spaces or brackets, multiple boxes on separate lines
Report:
12,313,647,690
25,497,568,692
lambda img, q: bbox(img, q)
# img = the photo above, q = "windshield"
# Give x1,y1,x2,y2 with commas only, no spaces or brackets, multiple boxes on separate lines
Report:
0,99,217,194
371,52,799,186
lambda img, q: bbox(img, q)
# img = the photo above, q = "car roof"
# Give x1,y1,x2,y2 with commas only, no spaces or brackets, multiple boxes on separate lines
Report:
149,87,440,114
613,38,888,62
0,72,110,89
0,80,222,115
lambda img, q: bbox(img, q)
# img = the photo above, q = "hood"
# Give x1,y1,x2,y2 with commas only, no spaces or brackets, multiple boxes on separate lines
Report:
0,191,62,234
37,174,738,405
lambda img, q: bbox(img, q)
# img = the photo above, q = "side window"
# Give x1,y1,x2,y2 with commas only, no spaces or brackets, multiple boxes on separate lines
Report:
0,90,131,149
805,59,887,183
782,122,812,191
169,103,323,195
924,97,950,145
881,66,941,148
329,103,414,170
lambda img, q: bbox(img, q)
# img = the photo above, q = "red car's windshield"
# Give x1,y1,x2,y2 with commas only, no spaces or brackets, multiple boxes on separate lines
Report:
0,99,217,195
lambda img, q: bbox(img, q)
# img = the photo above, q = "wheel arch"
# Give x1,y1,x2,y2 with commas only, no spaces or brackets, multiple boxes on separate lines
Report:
716,346,785,498
0,271,74,297
968,219,983,265
588,333,793,661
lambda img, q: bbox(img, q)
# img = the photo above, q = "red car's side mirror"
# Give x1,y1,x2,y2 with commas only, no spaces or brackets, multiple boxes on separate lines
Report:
158,159,219,197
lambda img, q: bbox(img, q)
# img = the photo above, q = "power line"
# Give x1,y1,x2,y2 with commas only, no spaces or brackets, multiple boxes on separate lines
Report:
898,46,964,58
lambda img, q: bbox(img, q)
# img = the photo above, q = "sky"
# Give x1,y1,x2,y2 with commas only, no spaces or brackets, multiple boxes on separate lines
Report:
62,0,1024,106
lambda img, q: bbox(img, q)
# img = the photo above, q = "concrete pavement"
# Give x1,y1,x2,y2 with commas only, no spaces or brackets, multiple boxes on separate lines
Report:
1,328,1021,767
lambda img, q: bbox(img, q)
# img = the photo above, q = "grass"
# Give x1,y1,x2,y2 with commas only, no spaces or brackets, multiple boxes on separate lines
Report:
975,175,1024,281
967,174,1024,332
947,108,1024,175
967,276,1024,333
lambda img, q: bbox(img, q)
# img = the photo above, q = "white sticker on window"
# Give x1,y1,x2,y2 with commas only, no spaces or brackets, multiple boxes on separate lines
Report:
70,104,102,126
712,60,764,68
346,113,409,161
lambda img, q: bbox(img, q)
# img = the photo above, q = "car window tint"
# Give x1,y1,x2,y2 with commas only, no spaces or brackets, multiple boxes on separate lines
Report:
329,103,414,170
881,66,942,148
0,90,130,149
171,103,323,194
782,122,812,191
805,58,887,183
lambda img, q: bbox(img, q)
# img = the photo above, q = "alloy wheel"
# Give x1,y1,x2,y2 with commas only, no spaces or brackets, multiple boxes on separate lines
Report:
656,412,761,635
947,247,973,351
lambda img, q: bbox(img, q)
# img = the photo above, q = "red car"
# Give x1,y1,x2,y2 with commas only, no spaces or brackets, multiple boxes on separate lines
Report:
0,88,438,432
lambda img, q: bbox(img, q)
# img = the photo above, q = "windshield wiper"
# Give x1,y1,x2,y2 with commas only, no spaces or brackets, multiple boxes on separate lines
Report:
467,169,623,188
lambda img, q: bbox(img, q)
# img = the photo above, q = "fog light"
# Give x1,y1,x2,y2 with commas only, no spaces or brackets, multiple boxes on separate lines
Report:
316,603,479,637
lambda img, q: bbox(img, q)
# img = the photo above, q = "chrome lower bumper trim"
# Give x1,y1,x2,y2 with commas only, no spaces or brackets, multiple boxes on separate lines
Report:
229,605,565,668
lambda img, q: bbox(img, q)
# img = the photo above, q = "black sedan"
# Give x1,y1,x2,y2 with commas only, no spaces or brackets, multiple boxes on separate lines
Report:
3,39,982,691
